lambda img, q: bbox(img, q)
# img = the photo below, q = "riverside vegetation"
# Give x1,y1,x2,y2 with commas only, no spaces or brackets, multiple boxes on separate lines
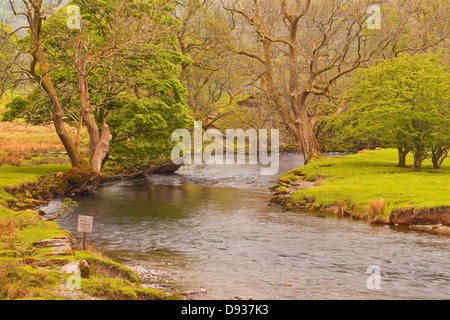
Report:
271,149,450,230
0,112,168,299
1,0,449,300
0,170,166,299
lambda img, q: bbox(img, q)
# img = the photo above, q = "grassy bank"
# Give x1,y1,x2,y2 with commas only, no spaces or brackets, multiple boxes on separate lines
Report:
273,149,450,225
0,162,167,300
0,120,166,299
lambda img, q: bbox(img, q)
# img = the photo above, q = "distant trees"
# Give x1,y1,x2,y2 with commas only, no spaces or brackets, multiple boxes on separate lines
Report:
342,53,450,171
222,0,449,163
175,0,272,132
176,0,236,125
0,23,18,87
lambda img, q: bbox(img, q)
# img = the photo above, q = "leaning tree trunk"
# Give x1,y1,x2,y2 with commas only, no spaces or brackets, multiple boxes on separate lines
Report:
76,68,110,176
31,30,86,168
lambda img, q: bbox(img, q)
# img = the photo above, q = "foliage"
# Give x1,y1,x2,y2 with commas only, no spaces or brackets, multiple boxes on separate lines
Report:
329,53,450,170
2,90,53,125
50,198,78,220
107,98,192,166
177,1,250,125
2,0,193,169
0,23,20,92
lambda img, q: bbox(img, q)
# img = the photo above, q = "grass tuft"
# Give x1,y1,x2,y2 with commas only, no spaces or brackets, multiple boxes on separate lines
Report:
367,199,386,223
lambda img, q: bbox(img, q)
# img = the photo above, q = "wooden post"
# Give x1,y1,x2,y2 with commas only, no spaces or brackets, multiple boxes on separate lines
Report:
82,232,87,250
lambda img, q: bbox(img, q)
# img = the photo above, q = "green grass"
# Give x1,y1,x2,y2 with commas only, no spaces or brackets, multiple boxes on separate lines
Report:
0,162,71,298
0,163,70,204
0,163,70,188
284,149,450,217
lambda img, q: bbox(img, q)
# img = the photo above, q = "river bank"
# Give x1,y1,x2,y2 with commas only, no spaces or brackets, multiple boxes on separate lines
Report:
0,160,176,300
271,149,450,234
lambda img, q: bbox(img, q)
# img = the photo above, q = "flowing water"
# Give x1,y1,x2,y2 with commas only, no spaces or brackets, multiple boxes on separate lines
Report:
45,153,450,299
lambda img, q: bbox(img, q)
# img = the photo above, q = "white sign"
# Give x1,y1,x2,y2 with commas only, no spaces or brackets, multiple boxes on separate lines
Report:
77,215,93,233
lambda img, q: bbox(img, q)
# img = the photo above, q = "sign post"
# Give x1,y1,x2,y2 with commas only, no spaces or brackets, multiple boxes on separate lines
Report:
77,215,93,250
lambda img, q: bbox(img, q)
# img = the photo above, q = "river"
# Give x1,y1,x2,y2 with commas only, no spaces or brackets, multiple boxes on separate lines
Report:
45,153,450,299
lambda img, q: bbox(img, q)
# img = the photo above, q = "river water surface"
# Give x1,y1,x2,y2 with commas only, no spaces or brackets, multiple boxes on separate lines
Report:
47,153,450,299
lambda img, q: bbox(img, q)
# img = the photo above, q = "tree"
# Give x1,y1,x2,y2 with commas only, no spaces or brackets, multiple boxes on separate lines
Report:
222,0,449,163
346,53,450,171
0,0,191,193
1,0,87,171
175,0,263,131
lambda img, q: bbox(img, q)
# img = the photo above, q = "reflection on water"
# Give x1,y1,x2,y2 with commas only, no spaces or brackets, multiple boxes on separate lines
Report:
45,153,450,299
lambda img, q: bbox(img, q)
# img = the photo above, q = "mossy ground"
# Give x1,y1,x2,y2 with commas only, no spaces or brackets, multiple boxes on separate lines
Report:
278,149,450,222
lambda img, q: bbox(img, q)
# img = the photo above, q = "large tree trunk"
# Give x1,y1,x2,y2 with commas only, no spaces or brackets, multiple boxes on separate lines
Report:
261,38,324,165
74,18,110,176
413,151,424,171
295,103,324,163
287,19,323,164
227,3,325,165
396,147,409,167
431,146,448,169
295,91,324,163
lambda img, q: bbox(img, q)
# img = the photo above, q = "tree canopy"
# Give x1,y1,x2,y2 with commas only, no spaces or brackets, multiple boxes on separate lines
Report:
335,53,450,170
